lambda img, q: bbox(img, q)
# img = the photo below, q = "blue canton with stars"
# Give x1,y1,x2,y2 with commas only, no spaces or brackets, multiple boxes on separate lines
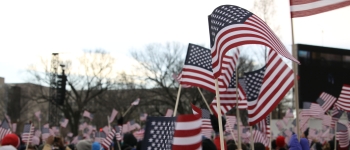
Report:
185,43,212,72
209,5,252,47
142,117,176,150
243,66,266,101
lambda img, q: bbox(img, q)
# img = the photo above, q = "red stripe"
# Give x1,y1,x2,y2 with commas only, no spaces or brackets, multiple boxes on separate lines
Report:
290,0,319,6
291,1,350,18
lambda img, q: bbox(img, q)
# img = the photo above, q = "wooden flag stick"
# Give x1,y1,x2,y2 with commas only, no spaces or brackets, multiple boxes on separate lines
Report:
197,87,213,114
123,105,133,117
250,126,255,150
235,67,242,150
334,121,337,150
173,85,182,116
290,13,301,141
214,79,225,149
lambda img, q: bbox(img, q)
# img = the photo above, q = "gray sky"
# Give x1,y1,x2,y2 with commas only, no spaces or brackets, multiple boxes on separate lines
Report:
1,0,349,83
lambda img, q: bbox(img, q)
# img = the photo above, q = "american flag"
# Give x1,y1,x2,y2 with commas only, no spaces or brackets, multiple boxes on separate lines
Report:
60,118,69,128
131,98,140,105
94,131,106,143
334,84,350,112
191,105,213,139
22,123,34,143
336,122,349,148
115,126,122,141
290,0,350,18
301,102,324,117
165,109,173,117
109,109,118,123
331,109,343,127
83,110,93,120
322,115,332,127
245,50,294,125
172,108,202,150
284,108,294,118
208,5,299,78
181,43,246,98
253,130,269,147
128,120,141,131
140,113,148,121
41,128,50,141
316,92,337,113
292,116,310,132
275,120,285,131
257,115,270,138
141,117,176,150
102,129,116,150
0,119,12,141
225,116,237,133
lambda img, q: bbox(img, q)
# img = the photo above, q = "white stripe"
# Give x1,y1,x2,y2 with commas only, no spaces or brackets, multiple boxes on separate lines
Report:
175,119,202,130
291,0,347,12
172,134,202,145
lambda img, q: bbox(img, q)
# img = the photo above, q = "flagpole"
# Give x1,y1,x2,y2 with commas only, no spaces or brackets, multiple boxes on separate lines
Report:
123,106,133,117
197,87,213,114
250,126,254,150
235,67,242,150
334,121,337,150
290,14,301,141
173,85,182,116
214,79,225,149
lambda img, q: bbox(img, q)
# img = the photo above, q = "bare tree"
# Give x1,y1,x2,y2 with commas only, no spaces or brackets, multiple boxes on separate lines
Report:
26,49,118,135
129,42,206,115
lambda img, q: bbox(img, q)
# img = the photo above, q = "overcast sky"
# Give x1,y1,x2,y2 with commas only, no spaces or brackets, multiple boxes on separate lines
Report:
1,0,349,83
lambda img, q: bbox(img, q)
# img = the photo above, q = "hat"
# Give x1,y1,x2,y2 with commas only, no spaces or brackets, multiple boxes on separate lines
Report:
1,134,20,148
76,140,92,150
275,136,285,148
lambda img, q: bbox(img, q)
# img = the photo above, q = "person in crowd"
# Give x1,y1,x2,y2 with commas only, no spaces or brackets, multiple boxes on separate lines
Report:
300,128,310,150
271,139,277,150
121,133,137,150
92,142,103,150
135,141,142,150
75,139,92,150
210,114,227,150
275,136,286,150
0,134,21,150
289,133,302,150
42,136,71,150
202,136,217,150
254,142,266,150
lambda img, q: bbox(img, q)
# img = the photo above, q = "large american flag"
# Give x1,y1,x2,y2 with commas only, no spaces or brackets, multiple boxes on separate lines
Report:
22,123,34,143
142,117,176,150
316,92,337,113
102,129,116,150
172,107,202,150
334,84,350,112
208,5,299,78
245,50,294,125
336,122,349,148
0,119,11,141
290,0,350,18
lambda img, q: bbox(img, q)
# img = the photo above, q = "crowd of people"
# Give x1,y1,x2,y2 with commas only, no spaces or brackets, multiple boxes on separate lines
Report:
0,130,344,150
